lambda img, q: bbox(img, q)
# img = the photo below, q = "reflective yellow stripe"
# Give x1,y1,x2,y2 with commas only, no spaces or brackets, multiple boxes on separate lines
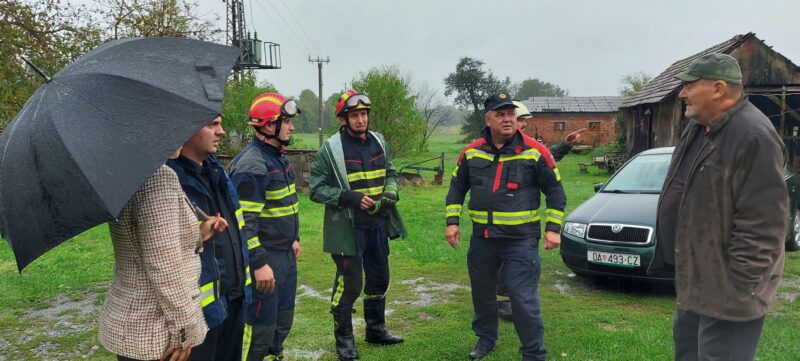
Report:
553,167,562,182
446,204,462,218
468,209,489,224
493,209,540,225
241,323,253,361
249,95,282,111
247,237,260,250
364,294,384,299
239,200,264,213
245,266,252,286
265,183,297,200
236,208,245,229
347,169,386,182
451,164,460,177
331,274,345,307
465,148,494,162
499,153,540,162
260,202,300,218
200,282,215,308
546,209,565,225
353,185,384,197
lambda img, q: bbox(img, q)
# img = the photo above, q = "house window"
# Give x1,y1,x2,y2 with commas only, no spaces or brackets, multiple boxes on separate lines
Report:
553,121,565,131
588,121,602,131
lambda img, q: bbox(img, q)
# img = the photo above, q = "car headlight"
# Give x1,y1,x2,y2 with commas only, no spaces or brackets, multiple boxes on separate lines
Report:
563,222,588,238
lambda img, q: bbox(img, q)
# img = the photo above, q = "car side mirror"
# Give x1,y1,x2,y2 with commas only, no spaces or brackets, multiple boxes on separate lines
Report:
594,183,604,193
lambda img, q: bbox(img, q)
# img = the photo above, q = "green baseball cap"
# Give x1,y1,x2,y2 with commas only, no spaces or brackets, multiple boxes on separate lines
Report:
675,53,742,84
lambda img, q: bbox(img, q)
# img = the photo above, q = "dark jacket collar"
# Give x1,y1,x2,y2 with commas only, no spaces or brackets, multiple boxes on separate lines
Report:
705,96,749,135
251,137,284,156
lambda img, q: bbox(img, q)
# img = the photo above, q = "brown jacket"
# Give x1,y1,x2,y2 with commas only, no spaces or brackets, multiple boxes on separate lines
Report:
99,165,207,359
650,98,788,321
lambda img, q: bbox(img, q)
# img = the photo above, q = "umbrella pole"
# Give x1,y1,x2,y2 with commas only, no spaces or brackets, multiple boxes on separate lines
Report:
21,57,51,83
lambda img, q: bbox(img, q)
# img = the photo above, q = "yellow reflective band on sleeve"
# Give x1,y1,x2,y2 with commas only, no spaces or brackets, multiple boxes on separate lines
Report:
200,281,215,308
239,200,265,213
353,185,384,197
546,209,565,225
347,169,386,182
247,237,260,250
331,274,345,307
245,266,252,286
451,164,460,177
493,209,540,225
553,167,562,182
236,208,245,229
241,323,253,361
446,204,462,218
465,148,494,162
260,202,300,218
468,209,489,224
264,183,297,200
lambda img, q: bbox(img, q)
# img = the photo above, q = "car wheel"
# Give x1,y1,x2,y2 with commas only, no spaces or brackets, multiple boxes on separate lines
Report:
787,209,800,252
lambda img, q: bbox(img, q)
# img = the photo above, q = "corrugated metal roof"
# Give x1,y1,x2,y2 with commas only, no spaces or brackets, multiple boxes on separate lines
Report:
522,96,623,113
621,33,752,108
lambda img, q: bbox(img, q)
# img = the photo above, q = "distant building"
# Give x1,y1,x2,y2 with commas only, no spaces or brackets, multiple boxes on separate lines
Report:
620,32,800,169
520,96,623,147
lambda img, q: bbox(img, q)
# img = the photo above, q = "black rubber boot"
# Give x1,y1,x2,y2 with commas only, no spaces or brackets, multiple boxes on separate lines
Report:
363,297,404,345
332,307,359,360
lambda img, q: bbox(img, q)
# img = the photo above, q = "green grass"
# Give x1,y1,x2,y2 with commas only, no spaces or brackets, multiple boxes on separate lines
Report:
1,132,799,360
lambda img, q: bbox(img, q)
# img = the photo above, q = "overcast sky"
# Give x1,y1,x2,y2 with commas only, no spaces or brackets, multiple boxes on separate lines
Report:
96,0,800,102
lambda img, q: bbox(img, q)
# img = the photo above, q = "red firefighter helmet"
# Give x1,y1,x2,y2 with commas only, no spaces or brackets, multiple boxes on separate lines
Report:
335,89,371,117
248,93,300,127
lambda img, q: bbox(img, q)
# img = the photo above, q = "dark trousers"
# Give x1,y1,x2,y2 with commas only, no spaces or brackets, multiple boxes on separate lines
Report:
673,309,766,361
243,249,298,361
467,235,546,361
331,225,390,308
189,296,244,361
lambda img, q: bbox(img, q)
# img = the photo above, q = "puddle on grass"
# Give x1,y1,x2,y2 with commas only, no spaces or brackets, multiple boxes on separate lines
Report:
393,277,470,307
285,347,327,360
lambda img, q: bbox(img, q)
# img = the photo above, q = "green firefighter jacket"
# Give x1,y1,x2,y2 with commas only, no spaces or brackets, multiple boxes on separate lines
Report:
309,129,407,256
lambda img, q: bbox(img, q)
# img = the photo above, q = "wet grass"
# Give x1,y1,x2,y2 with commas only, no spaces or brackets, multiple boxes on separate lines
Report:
0,132,798,360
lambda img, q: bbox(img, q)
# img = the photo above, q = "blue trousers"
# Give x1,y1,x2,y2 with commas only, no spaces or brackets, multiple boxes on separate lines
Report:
467,236,547,361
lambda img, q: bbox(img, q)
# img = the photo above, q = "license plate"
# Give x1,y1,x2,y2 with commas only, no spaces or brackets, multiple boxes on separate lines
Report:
587,250,640,268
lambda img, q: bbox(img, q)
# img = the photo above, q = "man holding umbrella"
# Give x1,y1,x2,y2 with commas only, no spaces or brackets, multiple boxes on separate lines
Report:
230,93,302,361
168,116,255,361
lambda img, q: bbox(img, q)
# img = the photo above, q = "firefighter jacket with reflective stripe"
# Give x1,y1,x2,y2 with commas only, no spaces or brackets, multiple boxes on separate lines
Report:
445,128,566,239
167,155,254,329
310,129,407,256
229,138,300,270
342,131,388,227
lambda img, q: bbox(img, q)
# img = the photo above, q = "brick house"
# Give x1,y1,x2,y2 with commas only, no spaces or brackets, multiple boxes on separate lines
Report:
519,96,623,147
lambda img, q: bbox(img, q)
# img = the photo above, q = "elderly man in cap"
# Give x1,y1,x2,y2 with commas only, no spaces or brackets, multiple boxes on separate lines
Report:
649,53,788,361
445,93,566,360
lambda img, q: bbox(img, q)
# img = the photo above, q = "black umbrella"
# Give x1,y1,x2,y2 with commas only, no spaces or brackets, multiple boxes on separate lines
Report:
0,37,240,271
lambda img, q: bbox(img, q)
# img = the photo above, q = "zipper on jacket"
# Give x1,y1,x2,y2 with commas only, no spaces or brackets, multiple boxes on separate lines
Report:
492,153,503,193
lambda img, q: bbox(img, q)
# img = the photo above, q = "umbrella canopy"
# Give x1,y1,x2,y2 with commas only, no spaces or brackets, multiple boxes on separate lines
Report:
0,37,240,270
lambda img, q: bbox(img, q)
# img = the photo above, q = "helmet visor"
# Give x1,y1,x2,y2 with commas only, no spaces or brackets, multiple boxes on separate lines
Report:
281,99,301,118
345,93,371,109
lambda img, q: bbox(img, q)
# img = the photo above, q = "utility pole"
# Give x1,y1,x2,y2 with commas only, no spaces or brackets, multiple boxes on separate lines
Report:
309,56,330,147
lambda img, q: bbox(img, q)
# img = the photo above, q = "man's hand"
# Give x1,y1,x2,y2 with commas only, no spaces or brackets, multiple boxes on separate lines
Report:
161,346,192,361
253,264,276,292
292,240,301,259
543,231,561,250
445,224,460,248
360,196,376,210
199,213,228,241
564,128,587,146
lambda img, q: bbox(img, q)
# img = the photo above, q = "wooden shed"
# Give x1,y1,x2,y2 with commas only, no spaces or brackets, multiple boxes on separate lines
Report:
620,32,800,169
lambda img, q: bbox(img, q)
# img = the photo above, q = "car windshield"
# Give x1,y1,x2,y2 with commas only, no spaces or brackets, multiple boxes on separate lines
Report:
601,153,672,193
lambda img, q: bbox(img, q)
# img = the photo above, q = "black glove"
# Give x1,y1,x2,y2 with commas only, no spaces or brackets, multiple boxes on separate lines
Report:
339,190,365,208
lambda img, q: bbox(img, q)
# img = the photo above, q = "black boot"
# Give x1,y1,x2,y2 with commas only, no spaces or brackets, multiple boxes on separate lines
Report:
332,307,359,360
363,297,404,345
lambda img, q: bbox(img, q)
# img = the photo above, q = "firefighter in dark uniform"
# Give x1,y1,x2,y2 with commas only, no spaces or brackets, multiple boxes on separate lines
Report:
309,89,406,361
445,93,567,361
167,116,254,361
230,93,302,361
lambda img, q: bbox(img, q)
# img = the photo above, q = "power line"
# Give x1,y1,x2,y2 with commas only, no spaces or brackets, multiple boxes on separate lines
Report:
251,0,312,55
263,0,316,55
276,0,321,53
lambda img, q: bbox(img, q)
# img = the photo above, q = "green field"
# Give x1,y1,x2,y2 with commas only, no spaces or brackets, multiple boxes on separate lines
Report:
1,132,799,360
